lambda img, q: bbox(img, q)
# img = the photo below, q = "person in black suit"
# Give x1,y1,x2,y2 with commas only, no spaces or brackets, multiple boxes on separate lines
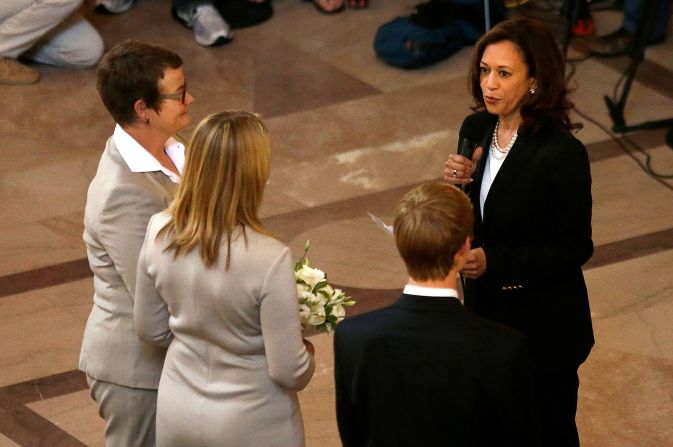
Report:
333,182,539,447
444,18,594,447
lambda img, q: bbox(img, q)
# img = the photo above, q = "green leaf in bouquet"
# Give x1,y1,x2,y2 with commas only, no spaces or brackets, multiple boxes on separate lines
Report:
313,280,328,291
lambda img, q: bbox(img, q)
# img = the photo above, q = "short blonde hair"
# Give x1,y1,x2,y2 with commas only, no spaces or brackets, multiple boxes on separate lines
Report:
159,111,271,269
394,183,473,281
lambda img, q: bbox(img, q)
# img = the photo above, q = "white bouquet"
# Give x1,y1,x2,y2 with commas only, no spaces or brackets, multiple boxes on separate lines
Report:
295,241,356,333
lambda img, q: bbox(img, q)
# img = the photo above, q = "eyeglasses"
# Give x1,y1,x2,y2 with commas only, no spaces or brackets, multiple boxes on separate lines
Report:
159,83,188,103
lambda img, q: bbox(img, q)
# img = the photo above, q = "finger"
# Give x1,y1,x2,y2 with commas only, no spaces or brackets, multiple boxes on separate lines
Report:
472,146,484,164
444,171,472,184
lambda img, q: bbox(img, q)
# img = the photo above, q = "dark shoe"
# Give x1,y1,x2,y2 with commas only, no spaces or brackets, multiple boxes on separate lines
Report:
303,0,345,15
588,27,632,56
216,0,273,29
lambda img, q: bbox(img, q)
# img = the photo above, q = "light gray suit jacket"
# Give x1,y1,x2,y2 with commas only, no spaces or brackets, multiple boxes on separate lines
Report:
79,136,177,389
134,212,315,446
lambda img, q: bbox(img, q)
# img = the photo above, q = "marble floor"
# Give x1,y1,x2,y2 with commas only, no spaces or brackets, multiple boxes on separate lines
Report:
1,0,673,445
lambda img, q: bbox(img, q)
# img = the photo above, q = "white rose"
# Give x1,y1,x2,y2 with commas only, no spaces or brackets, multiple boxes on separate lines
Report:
299,265,325,288
331,304,346,318
296,284,310,298
298,304,311,324
307,304,326,326
300,292,319,305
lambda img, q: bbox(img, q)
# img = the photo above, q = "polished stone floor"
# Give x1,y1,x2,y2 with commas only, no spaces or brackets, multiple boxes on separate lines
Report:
1,0,672,445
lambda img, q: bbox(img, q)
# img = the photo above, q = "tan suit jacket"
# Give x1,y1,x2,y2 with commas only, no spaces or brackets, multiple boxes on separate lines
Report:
79,136,177,389
134,212,314,446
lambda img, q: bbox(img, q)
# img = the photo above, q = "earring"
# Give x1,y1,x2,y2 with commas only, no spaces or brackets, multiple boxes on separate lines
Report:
529,88,536,95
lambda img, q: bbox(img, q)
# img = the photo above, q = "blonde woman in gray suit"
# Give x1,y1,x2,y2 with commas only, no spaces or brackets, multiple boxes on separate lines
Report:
134,111,316,447
79,40,193,446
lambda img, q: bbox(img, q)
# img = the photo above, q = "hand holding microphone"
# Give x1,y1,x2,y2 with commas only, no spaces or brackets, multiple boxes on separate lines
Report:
444,118,485,186
443,141,483,186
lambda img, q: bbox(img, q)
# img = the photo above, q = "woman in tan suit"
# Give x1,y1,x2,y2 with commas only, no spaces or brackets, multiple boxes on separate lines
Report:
80,39,193,447
134,111,315,447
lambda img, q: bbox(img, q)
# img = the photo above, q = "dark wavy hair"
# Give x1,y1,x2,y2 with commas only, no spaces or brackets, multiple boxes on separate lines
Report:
468,18,581,135
97,40,183,126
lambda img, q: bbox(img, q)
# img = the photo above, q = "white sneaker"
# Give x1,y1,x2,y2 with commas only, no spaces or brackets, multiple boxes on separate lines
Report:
96,0,135,14
176,4,233,46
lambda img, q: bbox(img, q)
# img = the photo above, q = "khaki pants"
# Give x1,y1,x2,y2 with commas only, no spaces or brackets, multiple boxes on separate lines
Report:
0,0,102,66
87,375,158,447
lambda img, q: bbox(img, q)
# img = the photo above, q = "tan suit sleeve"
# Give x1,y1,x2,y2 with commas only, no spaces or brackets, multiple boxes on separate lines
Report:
97,183,161,299
134,216,173,347
259,247,315,390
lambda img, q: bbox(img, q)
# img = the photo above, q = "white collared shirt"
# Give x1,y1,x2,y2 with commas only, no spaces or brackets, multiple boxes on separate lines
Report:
113,125,185,184
403,284,459,299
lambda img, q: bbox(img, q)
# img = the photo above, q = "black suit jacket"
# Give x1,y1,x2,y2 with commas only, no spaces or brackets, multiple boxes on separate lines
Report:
460,112,595,367
334,293,540,447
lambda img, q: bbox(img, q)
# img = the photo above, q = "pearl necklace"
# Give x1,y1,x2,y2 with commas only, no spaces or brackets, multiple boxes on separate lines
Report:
490,120,518,161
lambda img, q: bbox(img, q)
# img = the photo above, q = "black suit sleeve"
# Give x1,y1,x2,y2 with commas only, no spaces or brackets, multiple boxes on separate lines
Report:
482,136,593,286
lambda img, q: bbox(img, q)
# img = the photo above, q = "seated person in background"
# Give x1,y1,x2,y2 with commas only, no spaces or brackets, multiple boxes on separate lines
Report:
0,0,103,85
95,0,233,47
333,182,539,447
588,0,671,56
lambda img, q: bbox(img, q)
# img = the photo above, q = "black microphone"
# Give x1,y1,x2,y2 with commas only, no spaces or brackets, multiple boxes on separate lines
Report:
456,116,485,160
453,117,485,193
457,137,477,159
456,137,476,194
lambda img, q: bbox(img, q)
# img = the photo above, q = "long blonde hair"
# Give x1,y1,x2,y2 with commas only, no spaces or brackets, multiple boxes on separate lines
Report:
158,111,271,269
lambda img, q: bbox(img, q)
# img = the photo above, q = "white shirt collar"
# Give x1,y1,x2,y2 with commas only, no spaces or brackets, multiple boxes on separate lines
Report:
403,284,459,298
113,124,184,184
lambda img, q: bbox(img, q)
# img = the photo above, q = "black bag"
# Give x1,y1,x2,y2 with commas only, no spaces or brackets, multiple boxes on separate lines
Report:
373,0,507,69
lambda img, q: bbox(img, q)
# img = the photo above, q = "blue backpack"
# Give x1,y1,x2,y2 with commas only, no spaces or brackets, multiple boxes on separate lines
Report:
374,0,507,69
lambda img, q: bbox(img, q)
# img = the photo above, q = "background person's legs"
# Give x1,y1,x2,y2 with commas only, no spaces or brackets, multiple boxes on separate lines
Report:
23,12,103,67
0,0,83,60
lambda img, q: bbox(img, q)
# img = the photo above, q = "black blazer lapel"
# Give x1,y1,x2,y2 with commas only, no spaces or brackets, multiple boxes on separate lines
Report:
482,133,537,225
469,118,496,229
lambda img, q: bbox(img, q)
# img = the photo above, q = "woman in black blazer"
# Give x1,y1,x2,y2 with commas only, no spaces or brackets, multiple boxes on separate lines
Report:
444,19,594,447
